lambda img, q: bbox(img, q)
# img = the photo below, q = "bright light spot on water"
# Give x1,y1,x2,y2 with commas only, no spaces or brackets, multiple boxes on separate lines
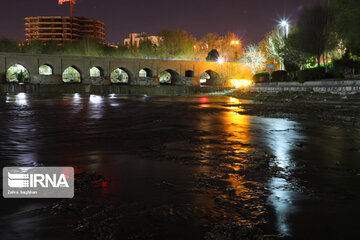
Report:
89,95,103,104
262,118,305,237
109,94,117,99
264,119,302,170
73,93,81,100
7,93,28,106
268,177,298,236
200,97,208,103
229,97,241,104
72,93,82,107
88,95,104,119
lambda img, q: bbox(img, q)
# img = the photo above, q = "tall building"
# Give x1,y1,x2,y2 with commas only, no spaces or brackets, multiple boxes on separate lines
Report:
25,16,106,43
124,33,160,47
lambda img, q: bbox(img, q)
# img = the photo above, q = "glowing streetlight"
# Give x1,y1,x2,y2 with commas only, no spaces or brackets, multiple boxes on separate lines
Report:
280,20,289,39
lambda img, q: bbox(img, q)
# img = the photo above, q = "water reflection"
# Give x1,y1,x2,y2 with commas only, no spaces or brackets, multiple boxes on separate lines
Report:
88,95,104,119
6,93,28,106
263,119,302,171
193,97,261,225
89,95,103,105
109,94,117,99
262,118,304,237
73,93,81,101
2,95,357,239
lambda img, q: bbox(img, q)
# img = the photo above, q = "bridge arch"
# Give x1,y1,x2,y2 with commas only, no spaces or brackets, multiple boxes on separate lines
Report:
39,64,53,75
90,66,104,78
185,70,194,77
111,67,133,84
159,69,180,85
6,64,30,83
63,66,81,83
139,68,152,78
200,70,221,86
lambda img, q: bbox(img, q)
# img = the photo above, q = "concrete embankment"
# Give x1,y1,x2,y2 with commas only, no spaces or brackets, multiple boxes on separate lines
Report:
0,84,230,96
250,80,360,95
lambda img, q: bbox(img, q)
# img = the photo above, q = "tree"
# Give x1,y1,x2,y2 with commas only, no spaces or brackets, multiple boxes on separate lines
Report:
201,33,222,52
244,44,266,75
206,49,219,61
282,31,308,72
0,38,20,52
42,41,63,55
297,4,330,66
222,32,243,61
22,41,44,54
138,37,156,58
265,28,286,67
157,28,195,59
332,0,360,56
200,32,243,61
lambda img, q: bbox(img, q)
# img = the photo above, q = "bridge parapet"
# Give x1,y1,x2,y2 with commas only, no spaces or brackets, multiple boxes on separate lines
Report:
0,53,251,87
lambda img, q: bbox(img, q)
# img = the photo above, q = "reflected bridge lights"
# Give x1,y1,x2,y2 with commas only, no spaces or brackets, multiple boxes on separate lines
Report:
89,95,103,105
6,93,28,106
72,93,82,104
73,93,81,99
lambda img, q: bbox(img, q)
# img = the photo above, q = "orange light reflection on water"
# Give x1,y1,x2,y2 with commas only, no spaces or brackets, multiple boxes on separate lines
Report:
194,97,264,225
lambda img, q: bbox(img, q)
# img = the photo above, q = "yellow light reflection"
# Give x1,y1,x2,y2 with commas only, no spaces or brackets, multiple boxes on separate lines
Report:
229,97,241,104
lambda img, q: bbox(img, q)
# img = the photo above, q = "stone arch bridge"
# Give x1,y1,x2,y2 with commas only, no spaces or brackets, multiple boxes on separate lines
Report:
0,53,251,86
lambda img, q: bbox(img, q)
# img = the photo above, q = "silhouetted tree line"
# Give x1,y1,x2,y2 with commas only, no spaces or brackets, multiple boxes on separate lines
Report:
257,0,359,80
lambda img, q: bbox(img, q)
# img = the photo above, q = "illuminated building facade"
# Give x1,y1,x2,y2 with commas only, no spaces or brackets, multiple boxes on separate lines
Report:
25,16,106,43
123,33,160,47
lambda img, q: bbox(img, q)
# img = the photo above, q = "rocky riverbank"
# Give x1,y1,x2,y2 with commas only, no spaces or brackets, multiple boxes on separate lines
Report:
227,91,360,127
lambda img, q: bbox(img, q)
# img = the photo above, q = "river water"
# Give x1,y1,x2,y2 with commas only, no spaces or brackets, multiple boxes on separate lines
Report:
0,93,359,240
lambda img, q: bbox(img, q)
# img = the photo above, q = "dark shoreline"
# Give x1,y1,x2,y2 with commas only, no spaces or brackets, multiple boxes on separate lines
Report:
0,84,232,96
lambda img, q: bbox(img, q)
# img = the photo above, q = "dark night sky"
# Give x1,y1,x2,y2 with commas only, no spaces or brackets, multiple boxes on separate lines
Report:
0,0,323,45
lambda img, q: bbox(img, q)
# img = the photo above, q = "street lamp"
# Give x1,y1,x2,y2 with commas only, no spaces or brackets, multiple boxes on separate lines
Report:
217,57,224,64
280,20,289,39
279,20,290,70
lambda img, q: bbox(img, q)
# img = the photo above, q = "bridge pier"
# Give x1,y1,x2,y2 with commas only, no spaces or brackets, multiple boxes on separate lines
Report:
0,73,5,83
205,78,228,86
30,74,62,84
172,76,200,86
83,77,105,85
129,77,160,86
